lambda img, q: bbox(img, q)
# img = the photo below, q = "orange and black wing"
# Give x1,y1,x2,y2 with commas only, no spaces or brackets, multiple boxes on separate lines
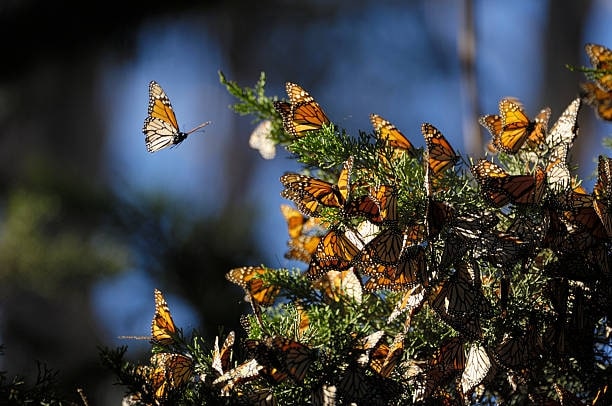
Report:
422,123,459,174
226,266,280,307
152,289,178,346
274,82,330,137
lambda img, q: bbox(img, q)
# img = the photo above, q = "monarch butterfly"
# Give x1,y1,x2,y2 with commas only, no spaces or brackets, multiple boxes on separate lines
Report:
546,98,581,156
149,352,194,400
369,333,404,377
594,155,612,200
212,331,235,376
428,262,492,319
152,289,179,346
461,343,492,396
594,164,612,237
307,228,362,280
286,234,322,263
580,82,612,121
429,336,466,374
427,199,455,238
274,82,331,137
479,98,550,153
387,284,426,324
142,81,211,153
369,184,398,224
421,123,460,174
245,336,315,382
362,244,426,292
280,204,325,263
280,156,353,217
585,43,612,91
471,159,546,207
370,114,417,157
212,358,264,393
312,269,363,303
311,383,337,406
226,266,281,307
493,318,542,370
280,204,310,239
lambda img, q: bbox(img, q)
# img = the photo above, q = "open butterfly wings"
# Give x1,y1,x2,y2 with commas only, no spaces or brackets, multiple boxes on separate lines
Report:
479,98,550,153
143,81,211,152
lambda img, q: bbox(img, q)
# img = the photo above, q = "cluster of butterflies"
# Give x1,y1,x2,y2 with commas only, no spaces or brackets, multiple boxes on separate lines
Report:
131,62,611,403
580,43,612,121
123,289,194,405
224,81,610,403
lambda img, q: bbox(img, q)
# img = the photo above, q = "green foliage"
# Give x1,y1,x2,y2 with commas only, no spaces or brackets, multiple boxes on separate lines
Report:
99,67,612,405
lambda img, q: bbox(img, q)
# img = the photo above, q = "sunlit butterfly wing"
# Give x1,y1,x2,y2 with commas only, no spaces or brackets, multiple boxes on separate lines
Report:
274,82,330,137
546,98,581,154
312,269,363,303
280,157,353,217
422,123,459,174
226,266,281,307
429,336,466,374
370,332,404,378
150,353,194,400
143,81,210,153
370,114,417,157
212,331,235,376
363,245,426,292
152,289,178,346
585,43,612,91
280,204,309,239
472,159,546,207
580,82,612,121
461,343,492,396
212,358,263,393
307,228,362,280
497,98,547,153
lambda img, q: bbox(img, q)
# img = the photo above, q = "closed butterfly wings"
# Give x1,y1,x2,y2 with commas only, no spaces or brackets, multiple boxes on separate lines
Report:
421,123,459,174
274,82,331,137
370,114,417,158
143,81,211,152
226,266,281,307
585,43,612,91
152,288,179,346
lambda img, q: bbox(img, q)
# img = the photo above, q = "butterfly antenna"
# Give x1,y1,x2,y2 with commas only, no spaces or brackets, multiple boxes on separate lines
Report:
186,120,212,135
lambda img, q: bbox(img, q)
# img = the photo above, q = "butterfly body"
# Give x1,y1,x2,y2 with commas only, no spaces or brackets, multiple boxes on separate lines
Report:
143,81,210,152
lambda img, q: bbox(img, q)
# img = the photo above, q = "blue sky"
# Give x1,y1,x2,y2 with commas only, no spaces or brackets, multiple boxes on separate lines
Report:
92,1,612,342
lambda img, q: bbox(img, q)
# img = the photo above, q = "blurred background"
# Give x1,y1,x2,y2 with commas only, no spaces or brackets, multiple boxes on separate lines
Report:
0,0,610,403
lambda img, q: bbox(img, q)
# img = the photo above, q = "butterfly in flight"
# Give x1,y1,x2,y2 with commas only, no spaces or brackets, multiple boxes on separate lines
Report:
143,81,211,153
274,82,330,137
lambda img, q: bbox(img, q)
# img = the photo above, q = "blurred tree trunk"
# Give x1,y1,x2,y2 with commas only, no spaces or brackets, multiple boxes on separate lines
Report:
542,0,594,175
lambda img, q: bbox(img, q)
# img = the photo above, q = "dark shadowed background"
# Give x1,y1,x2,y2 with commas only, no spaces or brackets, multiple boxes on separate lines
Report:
0,0,610,403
